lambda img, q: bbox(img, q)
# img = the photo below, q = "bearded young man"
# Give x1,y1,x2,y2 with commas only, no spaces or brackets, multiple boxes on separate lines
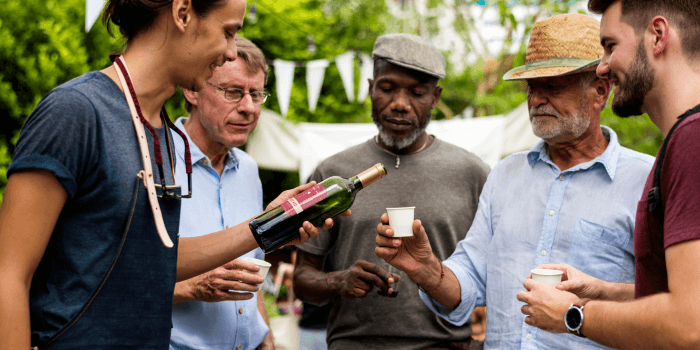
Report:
514,1,700,349
374,14,654,350
292,33,491,350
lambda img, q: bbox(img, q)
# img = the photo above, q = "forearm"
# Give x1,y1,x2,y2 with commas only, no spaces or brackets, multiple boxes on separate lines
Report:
177,220,259,281
582,293,700,349
172,279,196,305
0,279,31,349
599,281,635,301
293,265,340,305
413,255,462,310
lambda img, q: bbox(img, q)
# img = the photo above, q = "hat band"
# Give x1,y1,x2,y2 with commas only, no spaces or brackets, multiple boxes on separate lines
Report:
524,58,596,71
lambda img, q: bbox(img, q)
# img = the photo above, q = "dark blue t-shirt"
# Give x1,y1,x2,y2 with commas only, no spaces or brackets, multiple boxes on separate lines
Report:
9,71,181,349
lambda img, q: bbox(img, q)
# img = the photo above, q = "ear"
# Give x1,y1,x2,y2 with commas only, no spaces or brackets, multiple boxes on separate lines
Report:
649,15,670,56
183,88,199,109
593,78,611,111
172,0,193,33
430,86,443,109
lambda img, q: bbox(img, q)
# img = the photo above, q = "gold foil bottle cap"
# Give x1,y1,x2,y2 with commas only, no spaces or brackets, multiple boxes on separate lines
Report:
358,163,387,188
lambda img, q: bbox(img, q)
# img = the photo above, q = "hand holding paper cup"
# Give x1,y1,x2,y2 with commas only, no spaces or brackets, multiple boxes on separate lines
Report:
241,257,272,281
386,207,415,237
531,268,564,287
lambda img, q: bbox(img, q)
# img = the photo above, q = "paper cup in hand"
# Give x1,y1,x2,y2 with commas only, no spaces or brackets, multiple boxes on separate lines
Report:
531,269,564,287
386,207,415,237
241,257,271,281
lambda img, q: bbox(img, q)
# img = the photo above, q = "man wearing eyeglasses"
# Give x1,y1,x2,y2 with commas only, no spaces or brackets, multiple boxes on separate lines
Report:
169,35,276,350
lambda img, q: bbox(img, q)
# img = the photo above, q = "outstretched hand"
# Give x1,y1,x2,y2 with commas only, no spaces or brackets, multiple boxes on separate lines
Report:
375,213,435,281
268,182,351,247
530,264,604,300
175,259,264,304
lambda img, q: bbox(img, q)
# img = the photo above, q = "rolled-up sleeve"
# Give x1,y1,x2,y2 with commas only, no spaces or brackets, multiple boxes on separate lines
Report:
419,168,496,325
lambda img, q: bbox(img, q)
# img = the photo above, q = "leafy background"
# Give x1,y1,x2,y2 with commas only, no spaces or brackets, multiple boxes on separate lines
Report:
0,0,662,207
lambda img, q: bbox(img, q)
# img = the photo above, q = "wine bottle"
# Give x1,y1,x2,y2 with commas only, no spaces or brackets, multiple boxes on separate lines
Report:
249,163,387,253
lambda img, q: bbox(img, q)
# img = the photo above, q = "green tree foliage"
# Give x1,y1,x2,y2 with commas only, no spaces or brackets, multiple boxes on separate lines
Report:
0,0,188,203
239,0,391,124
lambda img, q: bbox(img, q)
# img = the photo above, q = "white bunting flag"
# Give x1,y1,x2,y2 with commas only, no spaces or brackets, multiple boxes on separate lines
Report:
335,52,355,102
306,59,329,113
86,0,107,32
273,59,296,117
357,53,373,103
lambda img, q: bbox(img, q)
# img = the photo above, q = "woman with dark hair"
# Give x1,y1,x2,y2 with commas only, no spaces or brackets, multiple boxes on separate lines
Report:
0,1,338,348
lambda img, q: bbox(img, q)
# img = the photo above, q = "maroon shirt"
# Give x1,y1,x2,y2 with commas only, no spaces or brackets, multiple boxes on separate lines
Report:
634,112,700,298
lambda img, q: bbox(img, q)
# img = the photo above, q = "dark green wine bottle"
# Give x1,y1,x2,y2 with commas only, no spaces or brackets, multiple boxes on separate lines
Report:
249,163,387,253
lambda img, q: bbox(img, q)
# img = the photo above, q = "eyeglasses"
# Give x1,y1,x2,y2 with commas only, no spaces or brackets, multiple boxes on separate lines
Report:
207,82,270,104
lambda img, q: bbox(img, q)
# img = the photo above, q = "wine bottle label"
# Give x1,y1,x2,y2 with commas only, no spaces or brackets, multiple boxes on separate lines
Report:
281,184,328,215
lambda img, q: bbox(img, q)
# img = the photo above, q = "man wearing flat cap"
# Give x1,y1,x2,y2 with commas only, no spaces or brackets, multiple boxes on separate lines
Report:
375,14,654,349
293,33,490,349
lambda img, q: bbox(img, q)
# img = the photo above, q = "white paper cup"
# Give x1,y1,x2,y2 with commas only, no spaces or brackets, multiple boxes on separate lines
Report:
531,269,564,287
387,207,415,237
241,257,272,280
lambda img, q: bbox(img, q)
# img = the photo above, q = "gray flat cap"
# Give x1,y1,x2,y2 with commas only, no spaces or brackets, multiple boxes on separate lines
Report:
373,33,446,79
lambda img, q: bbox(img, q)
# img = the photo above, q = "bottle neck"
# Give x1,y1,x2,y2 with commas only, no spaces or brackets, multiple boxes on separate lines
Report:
353,163,387,192
349,176,363,192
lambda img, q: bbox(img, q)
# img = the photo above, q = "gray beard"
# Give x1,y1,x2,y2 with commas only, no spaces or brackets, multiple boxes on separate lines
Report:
372,113,430,150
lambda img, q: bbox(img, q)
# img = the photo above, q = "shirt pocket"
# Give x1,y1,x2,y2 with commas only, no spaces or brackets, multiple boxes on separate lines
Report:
567,218,631,282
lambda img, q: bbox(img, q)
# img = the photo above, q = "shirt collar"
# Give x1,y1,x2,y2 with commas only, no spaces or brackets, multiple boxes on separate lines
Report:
174,117,239,170
526,125,620,180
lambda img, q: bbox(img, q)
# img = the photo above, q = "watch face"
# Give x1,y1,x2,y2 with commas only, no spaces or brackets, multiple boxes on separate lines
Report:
566,307,583,330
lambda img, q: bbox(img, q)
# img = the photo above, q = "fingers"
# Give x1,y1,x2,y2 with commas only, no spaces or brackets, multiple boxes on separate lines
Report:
516,290,529,304
215,290,256,302
224,259,260,273
380,212,389,224
338,209,351,217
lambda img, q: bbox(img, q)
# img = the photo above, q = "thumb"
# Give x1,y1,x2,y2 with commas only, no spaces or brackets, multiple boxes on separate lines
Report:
413,219,427,240
556,280,581,292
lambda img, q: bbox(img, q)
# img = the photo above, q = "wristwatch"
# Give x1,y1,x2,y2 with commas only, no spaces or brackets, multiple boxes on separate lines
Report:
565,298,591,337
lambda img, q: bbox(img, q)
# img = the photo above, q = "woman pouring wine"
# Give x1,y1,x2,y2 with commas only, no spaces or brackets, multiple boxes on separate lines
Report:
0,0,342,348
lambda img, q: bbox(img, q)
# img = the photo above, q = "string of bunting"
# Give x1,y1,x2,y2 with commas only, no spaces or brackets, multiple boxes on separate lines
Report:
263,53,373,116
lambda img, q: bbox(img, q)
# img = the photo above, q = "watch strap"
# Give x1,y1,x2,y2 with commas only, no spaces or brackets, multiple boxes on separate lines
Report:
570,298,591,337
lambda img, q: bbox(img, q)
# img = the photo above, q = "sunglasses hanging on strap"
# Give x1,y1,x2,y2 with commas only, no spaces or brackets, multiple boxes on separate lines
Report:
113,55,193,248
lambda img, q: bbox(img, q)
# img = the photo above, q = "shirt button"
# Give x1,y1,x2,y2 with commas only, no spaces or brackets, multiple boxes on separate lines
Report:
559,174,565,180
526,333,532,339
238,308,243,314
541,250,547,256
549,210,555,216
202,159,209,165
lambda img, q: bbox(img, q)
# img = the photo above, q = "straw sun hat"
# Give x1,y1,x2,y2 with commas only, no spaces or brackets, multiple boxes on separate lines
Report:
503,13,603,81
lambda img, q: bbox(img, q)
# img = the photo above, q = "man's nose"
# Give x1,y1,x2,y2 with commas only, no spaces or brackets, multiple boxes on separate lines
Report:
389,90,412,112
236,93,256,116
596,57,610,80
528,86,549,107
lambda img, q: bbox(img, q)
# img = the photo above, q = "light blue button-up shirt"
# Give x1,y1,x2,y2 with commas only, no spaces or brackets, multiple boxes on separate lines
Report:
420,126,654,350
170,118,268,350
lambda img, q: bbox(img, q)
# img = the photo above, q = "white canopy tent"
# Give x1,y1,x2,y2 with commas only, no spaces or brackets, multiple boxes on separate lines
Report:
246,102,540,182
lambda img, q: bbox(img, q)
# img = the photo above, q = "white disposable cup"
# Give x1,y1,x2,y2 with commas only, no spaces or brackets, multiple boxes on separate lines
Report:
241,257,272,280
387,207,415,237
531,269,564,287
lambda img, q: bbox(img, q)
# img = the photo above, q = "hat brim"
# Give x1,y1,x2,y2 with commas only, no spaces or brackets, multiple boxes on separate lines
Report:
503,58,601,81
382,58,446,80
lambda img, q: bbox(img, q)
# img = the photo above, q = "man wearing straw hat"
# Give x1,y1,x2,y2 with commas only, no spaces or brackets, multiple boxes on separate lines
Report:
375,14,653,349
518,0,700,349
